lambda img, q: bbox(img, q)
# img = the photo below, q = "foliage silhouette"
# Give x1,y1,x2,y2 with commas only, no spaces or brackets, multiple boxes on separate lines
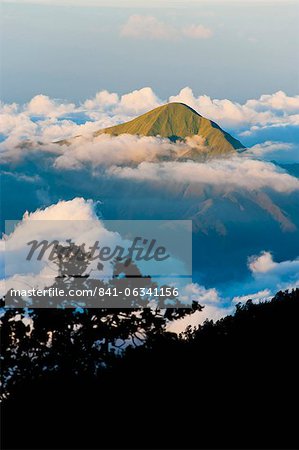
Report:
1,289,298,449
1,240,200,397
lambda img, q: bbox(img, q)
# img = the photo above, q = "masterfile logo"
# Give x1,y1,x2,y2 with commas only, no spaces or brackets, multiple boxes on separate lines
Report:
4,220,192,308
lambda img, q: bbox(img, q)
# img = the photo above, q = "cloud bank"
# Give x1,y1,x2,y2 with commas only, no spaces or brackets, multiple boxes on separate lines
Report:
1,134,298,197
169,88,299,131
246,141,299,163
107,157,299,194
1,87,299,148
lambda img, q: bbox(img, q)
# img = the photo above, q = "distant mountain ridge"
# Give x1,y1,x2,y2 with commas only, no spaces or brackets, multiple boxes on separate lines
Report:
94,102,245,155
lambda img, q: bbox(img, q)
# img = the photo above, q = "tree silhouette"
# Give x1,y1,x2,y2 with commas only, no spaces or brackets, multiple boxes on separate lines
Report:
1,241,201,399
1,288,298,449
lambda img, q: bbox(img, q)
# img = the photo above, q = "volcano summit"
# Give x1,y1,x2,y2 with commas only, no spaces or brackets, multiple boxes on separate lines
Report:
94,102,245,155
59,103,245,156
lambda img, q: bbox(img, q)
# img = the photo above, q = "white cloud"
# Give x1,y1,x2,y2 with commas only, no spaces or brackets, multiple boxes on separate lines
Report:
52,134,213,170
82,87,161,120
168,303,231,333
108,157,299,194
247,141,293,155
0,101,18,115
170,87,264,128
182,24,213,39
27,95,75,118
115,87,161,115
246,91,299,114
54,134,181,169
1,198,191,308
83,90,119,111
232,289,271,304
120,15,213,41
13,132,294,198
249,251,277,273
22,197,97,221
249,252,299,278
120,15,177,40
246,141,299,163
0,111,37,141
169,87,299,130
167,282,232,333
0,198,122,297
179,282,220,304
243,251,299,298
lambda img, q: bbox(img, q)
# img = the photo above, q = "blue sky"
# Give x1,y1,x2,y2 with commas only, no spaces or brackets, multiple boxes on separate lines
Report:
1,0,298,104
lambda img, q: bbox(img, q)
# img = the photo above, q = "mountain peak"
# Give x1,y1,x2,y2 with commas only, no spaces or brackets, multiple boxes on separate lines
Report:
94,102,244,154
150,102,202,115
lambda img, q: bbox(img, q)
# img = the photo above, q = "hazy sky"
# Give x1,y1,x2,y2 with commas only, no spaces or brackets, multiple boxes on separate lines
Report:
1,0,298,103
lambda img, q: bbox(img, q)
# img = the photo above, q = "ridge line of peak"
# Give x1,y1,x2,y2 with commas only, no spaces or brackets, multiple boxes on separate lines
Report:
158,102,202,117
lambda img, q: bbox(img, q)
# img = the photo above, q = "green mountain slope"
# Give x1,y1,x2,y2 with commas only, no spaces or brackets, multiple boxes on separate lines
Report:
94,102,245,155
